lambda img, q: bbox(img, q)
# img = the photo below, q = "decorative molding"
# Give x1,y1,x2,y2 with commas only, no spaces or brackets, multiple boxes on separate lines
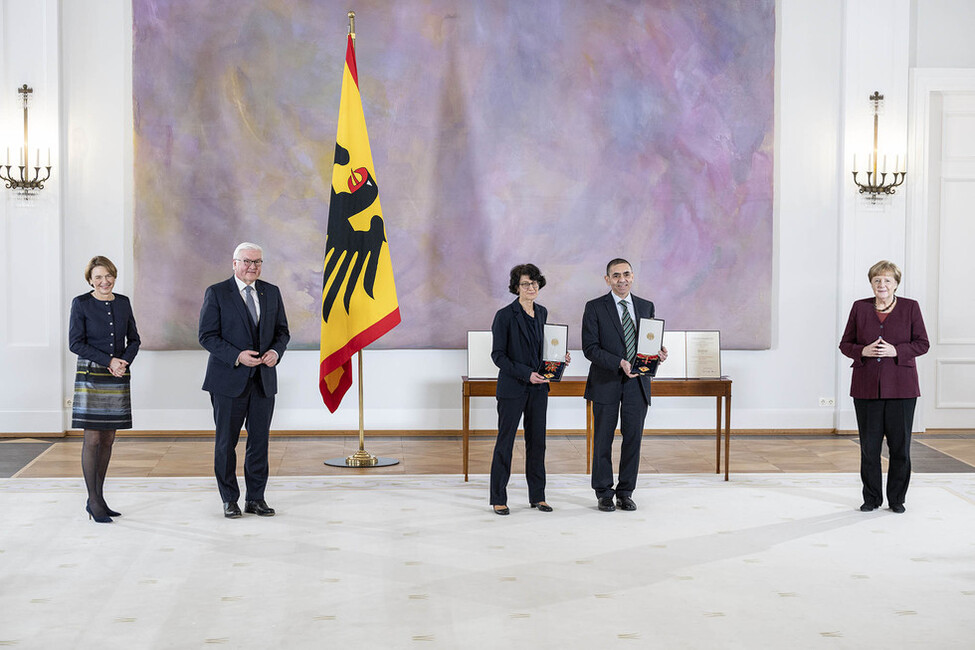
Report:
935,358,975,409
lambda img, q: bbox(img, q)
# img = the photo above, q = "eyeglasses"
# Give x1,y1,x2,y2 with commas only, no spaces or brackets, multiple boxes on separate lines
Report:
519,281,539,289
235,259,263,267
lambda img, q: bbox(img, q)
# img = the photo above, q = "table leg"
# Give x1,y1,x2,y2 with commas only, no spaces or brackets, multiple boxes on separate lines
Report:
715,396,721,475
724,394,731,481
463,391,470,482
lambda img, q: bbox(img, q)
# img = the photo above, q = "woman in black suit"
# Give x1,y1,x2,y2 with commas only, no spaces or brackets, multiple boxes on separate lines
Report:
68,256,140,523
489,264,569,515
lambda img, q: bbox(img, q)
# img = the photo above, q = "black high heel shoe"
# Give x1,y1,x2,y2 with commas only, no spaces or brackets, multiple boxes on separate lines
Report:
86,504,113,524
89,500,121,518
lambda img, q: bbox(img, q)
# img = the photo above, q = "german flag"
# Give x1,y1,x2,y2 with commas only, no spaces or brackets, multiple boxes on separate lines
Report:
319,33,400,413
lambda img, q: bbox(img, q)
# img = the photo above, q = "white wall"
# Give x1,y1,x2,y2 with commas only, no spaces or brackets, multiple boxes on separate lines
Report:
0,0,62,432
836,0,913,431
0,0,971,434
913,0,975,69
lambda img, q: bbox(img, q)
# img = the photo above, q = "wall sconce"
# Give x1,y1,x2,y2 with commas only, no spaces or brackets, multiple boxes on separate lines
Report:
851,91,905,202
1,84,52,200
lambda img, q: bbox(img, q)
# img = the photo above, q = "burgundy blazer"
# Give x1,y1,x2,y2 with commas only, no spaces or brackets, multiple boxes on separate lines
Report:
839,297,929,399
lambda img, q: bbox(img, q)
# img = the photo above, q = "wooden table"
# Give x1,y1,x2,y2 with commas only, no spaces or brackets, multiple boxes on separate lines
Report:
461,376,732,481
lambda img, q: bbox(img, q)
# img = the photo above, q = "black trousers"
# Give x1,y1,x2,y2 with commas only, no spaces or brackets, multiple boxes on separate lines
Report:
211,375,275,503
490,389,548,505
591,377,648,499
853,397,916,508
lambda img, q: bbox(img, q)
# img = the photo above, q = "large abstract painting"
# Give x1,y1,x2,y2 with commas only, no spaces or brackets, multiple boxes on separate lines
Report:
133,0,774,350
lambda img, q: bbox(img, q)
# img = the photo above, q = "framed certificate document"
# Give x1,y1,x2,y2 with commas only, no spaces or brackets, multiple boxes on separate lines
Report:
538,323,568,382
633,318,664,376
685,330,721,378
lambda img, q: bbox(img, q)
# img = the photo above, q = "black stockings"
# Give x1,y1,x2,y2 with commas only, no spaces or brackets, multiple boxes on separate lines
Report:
82,429,116,517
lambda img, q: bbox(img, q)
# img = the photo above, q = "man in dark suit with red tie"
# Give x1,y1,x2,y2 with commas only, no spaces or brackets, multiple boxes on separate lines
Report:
199,242,290,519
582,259,667,512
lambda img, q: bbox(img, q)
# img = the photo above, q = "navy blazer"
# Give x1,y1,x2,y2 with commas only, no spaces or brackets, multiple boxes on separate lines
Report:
582,292,654,404
68,292,141,367
199,277,290,398
491,299,548,399
839,297,929,399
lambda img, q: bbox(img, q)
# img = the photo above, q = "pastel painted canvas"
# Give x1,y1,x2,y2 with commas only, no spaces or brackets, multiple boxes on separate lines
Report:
133,0,774,350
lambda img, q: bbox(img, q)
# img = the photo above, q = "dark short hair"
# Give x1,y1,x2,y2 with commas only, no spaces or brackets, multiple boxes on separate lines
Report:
84,256,118,284
868,260,902,285
508,263,546,295
605,258,631,276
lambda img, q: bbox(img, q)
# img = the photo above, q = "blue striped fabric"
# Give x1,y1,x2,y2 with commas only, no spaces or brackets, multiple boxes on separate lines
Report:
71,359,132,430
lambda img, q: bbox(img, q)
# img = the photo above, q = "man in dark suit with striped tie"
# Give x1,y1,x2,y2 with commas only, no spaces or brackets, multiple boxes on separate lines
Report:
199,242,290,519
582,259,667,512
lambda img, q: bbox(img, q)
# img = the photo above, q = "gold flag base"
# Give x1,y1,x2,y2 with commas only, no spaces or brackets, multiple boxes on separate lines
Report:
324,454,399,468
347,448,377,466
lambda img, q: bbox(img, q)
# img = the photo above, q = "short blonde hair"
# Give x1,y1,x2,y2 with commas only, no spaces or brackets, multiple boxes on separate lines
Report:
868,260,901,285
84,256,118,285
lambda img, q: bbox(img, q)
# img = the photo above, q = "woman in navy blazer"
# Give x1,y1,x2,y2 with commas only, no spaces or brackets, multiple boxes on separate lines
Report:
489,264,569,515
840,260,929,514
68,256,141,523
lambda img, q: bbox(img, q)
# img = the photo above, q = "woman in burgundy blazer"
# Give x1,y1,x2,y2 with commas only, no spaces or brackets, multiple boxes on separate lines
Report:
839,260,929,514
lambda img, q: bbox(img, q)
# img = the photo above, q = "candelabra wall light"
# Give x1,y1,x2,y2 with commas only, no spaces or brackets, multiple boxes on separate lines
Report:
1,84,52,200
851,91,905,203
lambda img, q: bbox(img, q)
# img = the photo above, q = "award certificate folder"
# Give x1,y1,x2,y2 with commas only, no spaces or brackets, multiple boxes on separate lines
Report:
538,323,568,382
655,331,686,379
685,330,721,378
467,331,498,379
633,318,664,377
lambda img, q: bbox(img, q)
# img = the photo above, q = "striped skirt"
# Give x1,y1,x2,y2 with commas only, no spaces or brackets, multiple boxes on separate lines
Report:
72,359,132,430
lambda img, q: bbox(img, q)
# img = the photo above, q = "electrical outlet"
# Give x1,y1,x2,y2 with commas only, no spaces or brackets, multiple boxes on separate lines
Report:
65,399,72,407
818,397,835,407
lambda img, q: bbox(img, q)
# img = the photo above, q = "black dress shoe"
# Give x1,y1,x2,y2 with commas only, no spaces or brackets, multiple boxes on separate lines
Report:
531,502,553,512
597,497,616,512
616,496,637,511
493,505,510,516
890,504,906,514
859,502,879,512
244,500,276,516
223,501,242,518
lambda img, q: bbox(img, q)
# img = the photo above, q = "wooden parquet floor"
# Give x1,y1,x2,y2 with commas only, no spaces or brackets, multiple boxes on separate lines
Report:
4,433,975,479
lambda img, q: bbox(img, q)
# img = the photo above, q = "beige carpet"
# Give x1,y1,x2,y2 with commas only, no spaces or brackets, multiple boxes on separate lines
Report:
1,473,974,649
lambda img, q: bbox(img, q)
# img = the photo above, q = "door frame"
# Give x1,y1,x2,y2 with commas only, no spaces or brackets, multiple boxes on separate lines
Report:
908,69,975,430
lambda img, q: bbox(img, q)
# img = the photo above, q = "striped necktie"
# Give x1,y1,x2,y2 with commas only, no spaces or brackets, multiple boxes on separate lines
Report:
620,299,636,364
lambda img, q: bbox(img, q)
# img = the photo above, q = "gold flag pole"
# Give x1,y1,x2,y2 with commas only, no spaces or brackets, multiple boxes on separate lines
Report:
324,11,398,469
326,350,398,467
345,351,378,466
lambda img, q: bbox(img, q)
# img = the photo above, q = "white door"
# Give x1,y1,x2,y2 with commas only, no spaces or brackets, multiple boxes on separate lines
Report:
920,90,975,430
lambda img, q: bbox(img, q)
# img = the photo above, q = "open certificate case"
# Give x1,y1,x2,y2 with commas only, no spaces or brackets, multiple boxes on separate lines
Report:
634,318,664,377
538,323,568,382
